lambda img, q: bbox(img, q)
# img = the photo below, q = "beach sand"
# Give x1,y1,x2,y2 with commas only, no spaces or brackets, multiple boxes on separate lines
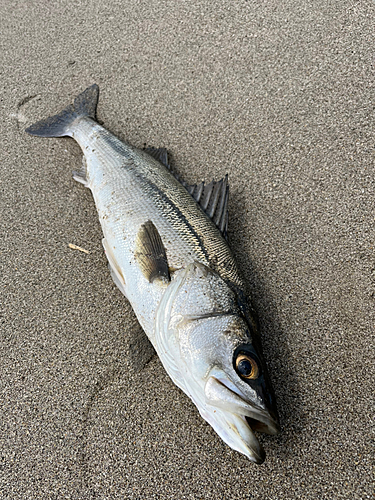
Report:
0,1,373,498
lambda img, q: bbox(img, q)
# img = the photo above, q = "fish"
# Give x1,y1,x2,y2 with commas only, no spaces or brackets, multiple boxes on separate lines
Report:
25,84,280,464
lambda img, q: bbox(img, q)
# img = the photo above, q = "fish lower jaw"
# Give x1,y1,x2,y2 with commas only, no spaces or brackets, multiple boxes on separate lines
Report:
229,416,266,464
201,407,266,464
204,374,280,438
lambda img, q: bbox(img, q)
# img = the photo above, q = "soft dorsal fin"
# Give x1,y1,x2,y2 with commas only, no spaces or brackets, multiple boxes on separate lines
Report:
144,147,170,169
144,146,229,239
134,220,170,283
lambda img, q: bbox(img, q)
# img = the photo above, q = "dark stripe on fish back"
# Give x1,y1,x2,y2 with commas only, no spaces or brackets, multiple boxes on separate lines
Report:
102,131,241,286
100,128,134,159
101,131,212,264
138,171,212,265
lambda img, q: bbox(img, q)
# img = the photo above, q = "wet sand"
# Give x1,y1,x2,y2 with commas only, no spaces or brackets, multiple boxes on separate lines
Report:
0,1,373,498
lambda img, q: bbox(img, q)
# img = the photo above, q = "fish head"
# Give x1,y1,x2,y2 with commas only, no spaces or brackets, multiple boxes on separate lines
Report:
155,262,279,463
203,315,280,463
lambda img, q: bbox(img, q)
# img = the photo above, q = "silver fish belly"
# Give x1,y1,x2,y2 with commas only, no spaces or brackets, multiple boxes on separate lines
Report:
26,85,280,464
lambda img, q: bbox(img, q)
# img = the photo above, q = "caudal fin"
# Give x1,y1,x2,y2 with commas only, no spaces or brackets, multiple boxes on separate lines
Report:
25,84,99,138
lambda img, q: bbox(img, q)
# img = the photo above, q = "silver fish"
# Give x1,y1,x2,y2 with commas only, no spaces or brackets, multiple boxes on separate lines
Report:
26,85,279,463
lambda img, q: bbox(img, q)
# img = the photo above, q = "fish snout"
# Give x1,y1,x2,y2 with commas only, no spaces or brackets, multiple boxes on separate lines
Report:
204,376,279,435
201,374,279,463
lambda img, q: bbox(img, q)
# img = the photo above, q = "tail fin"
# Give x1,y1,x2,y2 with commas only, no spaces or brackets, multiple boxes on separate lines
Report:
25,84,99,138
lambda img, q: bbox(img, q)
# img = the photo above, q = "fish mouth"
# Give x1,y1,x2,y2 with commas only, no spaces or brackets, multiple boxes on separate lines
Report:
243,413,279,464
242,405,280,437
237,408,280,464
246,415,278,435
203,375,279,464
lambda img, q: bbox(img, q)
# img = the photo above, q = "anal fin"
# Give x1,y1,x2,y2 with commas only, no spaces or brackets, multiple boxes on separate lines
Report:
73,156,89,187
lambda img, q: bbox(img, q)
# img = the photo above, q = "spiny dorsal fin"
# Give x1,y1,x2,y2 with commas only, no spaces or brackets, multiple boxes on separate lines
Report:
134,220,170,283
144,146,229,239
185,176,229,239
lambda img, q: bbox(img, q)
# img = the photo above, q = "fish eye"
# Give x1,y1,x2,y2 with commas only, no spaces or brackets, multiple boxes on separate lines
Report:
235,354,259,380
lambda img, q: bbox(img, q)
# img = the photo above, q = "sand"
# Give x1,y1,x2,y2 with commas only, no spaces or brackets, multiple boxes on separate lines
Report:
0,1,373,498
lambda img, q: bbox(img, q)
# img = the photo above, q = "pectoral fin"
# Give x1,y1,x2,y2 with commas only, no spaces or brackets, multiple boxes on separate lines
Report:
135,221,170,284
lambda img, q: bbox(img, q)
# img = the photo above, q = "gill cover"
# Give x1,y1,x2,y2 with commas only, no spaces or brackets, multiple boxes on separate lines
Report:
154,261,239,395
